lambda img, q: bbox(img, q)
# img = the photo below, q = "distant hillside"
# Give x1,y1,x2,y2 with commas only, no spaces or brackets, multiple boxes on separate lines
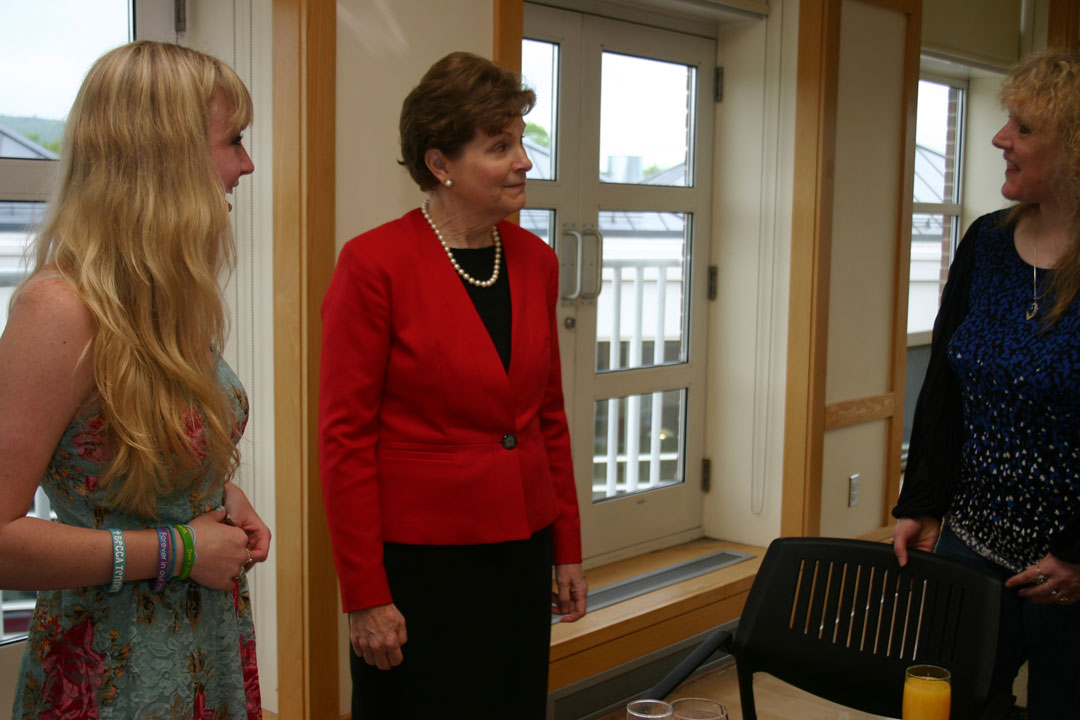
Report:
0,115,65,152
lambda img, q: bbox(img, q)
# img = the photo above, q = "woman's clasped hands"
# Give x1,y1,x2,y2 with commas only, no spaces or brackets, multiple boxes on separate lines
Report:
187,505,265,591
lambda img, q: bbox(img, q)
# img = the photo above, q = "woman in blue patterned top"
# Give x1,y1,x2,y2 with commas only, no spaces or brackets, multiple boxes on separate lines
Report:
893,48,1080,718
0,42,270,718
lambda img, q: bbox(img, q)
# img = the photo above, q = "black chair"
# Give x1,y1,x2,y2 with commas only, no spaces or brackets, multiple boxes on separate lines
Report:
644,537,1014,720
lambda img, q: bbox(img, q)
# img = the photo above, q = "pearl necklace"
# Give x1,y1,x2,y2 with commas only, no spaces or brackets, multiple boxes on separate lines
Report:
421,199,501,288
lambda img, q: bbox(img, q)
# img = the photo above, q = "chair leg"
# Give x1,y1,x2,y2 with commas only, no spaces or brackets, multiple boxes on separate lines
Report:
737,665,757,720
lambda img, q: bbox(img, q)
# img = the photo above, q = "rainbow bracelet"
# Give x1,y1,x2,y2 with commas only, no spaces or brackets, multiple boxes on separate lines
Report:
106,529,126,593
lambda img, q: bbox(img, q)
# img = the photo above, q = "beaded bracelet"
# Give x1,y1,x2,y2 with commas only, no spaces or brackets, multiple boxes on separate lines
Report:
174,524,196,581
151,526,172,592
106,529,126,593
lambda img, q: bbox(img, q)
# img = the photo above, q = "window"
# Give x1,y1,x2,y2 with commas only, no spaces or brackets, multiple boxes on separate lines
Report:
522,4,714,561
909,77,965,339
0,0,132,643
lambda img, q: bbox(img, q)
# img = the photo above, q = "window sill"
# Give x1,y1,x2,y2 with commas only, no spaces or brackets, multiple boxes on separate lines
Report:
549,538,764,691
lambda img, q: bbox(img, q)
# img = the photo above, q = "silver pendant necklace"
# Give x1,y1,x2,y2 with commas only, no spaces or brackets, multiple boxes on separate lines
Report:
1026,234,1039,321
421,199,501,288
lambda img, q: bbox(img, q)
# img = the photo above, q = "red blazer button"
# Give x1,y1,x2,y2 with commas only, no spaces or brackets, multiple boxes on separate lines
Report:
501,433,517,450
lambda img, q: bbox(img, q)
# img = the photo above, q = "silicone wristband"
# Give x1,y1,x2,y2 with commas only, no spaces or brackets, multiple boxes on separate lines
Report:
106,529,126,593
174,524,196,581
152,526,171,592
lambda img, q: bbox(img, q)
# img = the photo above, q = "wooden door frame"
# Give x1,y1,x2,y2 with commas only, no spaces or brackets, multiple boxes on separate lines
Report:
271,3,522,717
1048,0,1080,49
781,0,921,537
272,0,338,717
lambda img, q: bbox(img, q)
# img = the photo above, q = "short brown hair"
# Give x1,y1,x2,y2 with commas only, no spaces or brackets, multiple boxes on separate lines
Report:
399,52,535,190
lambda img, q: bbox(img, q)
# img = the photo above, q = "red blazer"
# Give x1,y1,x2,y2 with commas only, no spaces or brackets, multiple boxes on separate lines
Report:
319,209,582,612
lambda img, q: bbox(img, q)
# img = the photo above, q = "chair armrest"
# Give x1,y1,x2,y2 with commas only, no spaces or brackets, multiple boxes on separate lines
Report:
641,628,733,701
977,692,1015,720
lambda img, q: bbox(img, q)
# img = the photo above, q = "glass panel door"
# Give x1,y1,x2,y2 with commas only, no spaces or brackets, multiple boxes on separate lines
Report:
523,3,714,562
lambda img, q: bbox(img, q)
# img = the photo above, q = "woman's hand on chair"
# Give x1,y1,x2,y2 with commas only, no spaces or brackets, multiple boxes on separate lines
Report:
1007,553,1080,606
892,516,941,566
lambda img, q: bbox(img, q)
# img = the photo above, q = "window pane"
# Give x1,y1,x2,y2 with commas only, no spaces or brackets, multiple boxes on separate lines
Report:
522,39,558,181
599,52,695,187
0,0,132,160
908,213,955,334
0,201,42,329
914,80,962,204
593,389,685,502
520,208,554,247
0,201,50,641
595,211,689,372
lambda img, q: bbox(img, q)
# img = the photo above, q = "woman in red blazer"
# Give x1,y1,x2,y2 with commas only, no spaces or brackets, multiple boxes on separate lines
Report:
319,52,587,719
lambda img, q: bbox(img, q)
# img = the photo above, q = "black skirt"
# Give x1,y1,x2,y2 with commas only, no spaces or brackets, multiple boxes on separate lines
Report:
351,525,554,719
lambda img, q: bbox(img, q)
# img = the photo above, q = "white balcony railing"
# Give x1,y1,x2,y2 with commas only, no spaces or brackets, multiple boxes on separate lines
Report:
593,257,685,501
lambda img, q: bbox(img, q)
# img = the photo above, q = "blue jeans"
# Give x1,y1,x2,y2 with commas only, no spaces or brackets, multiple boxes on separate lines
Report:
936,525,1080,719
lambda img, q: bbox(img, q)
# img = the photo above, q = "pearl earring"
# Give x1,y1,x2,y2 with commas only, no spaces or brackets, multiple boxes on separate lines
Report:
444,178,453,188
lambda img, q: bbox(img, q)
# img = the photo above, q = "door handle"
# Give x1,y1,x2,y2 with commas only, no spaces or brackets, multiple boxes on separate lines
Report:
560,228,583,300
579,227,604,300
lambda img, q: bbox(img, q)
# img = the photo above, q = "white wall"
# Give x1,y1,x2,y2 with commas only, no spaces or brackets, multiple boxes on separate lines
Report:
963,74,1011,230
703,0,797,546
818,0,907,538
336,0,494,251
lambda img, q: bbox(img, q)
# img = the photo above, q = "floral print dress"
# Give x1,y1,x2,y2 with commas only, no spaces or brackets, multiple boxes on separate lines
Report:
13,359,261,720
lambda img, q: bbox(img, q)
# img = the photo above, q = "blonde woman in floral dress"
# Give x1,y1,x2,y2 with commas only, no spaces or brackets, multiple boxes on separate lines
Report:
0,41,269,719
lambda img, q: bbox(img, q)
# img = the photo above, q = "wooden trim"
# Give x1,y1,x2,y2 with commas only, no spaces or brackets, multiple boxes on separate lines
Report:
823,393,896,430
549,540,762,689
494,0,523,227
781,0,841,538
550,591,750,689
857,524,896,543
885,0,922,528
783,0,923,537
1048,0,1080,50
272,0,338,717
856,0,918,14
493,0,524,71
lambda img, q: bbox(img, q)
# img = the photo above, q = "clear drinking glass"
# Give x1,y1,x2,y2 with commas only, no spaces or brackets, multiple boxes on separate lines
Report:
671,697,728,720
902,664,951,720
627,699,674,719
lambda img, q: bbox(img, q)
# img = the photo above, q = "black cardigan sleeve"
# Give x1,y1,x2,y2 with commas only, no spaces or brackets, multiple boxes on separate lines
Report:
892,216,980,520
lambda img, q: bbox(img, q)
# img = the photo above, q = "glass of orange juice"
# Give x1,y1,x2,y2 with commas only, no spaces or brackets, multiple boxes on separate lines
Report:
903,664,951,720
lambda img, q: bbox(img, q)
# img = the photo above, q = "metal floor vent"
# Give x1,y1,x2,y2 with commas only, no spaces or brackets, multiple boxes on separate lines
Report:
553,549,752,623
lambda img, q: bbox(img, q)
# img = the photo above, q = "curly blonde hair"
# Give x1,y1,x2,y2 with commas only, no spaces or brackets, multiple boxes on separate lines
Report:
28,41,252,517
1002,47,1080,325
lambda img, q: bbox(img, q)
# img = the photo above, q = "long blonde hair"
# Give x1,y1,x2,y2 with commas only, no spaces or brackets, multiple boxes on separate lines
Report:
1002,48,1080,326
29,41,253,517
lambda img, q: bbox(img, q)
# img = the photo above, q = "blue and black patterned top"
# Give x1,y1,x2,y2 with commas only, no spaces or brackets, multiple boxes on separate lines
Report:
940,212,1080,571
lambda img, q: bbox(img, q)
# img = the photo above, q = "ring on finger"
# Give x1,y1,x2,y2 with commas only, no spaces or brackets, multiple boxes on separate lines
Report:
244,547,253,568
1061,595,1070,604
